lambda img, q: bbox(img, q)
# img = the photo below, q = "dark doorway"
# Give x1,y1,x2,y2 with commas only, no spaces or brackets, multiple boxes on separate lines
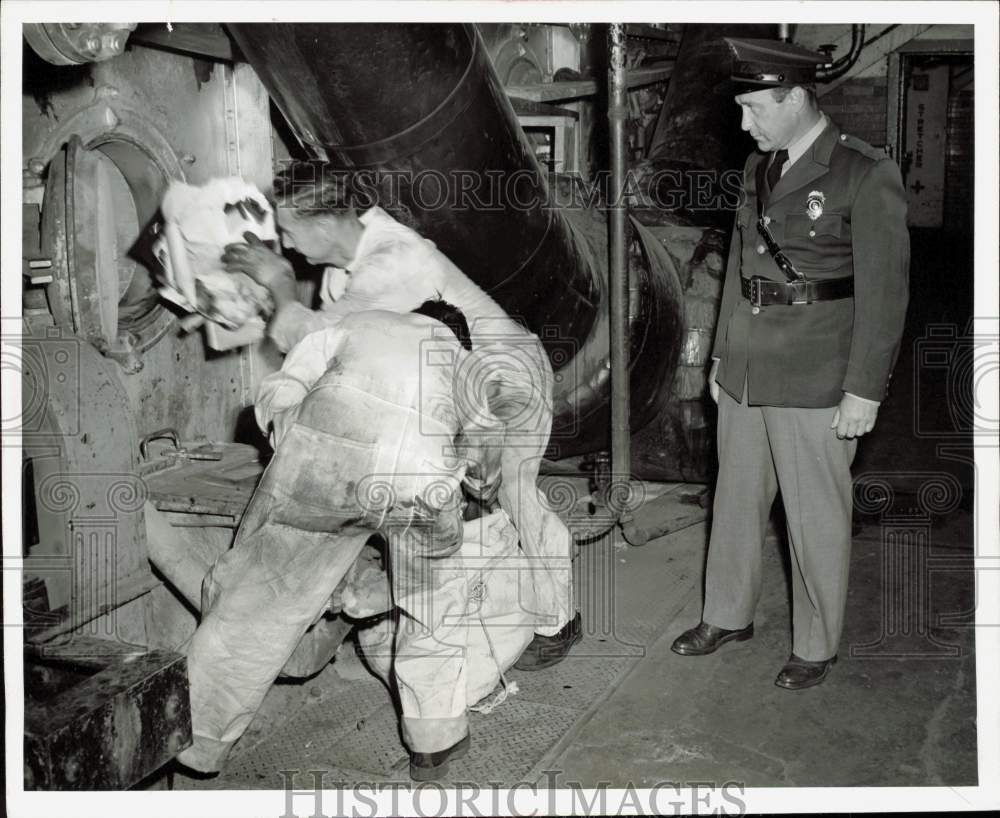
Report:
856,49,976,506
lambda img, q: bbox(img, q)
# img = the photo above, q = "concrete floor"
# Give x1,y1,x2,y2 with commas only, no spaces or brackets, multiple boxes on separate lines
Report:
169,504,978,792
545,511,978,788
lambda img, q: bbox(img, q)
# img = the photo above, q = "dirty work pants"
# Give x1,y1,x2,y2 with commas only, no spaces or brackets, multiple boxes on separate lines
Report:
470,337,573,637
376,511,535,754
702,385,858,661
178,377,464,773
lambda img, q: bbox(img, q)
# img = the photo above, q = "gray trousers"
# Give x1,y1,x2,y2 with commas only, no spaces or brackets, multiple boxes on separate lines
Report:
703,385,858,661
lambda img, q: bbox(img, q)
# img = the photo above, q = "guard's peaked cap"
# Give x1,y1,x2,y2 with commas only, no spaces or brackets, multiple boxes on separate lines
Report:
718,37,830,95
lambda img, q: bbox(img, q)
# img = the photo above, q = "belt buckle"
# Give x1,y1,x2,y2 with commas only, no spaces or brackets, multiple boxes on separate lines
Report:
749,277,762,307
790,278,810,305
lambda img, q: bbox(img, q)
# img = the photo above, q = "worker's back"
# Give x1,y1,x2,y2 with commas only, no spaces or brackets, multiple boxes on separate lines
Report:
301,309,466,442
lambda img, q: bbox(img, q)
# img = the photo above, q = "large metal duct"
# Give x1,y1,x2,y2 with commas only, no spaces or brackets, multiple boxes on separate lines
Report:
623,24,779,482
226,23,685,461
644,23,777,228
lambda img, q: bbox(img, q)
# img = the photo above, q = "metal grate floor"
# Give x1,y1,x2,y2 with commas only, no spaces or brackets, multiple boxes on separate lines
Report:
176,527,699,789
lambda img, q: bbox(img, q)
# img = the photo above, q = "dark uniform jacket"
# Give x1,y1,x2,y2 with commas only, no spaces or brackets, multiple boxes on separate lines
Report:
712,119,910,407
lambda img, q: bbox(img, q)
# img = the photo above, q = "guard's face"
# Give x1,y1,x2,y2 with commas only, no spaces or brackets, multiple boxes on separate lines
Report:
277,209,359,268
735,88,799,152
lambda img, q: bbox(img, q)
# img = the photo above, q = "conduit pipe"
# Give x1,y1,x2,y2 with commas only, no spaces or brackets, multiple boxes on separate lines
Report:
607,24,632,501
816,25,866,83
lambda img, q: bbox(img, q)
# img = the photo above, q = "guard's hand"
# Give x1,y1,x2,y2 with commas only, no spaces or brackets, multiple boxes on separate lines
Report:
831,393,879,439
221,231,294,293
707,358,720,404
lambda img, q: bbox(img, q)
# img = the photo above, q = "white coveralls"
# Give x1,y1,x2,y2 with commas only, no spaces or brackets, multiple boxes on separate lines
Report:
179,311,493,771
358,510,536,729
270,206,574,639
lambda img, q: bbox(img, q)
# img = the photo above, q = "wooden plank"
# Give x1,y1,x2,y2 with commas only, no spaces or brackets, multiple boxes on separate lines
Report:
509,97,580,119
621,486,710,546
506,65,673,103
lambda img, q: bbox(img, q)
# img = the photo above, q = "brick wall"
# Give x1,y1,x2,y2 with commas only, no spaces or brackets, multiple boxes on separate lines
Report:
819,76,890,149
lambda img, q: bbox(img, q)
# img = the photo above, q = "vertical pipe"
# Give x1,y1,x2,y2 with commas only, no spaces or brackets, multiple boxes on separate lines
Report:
778,23,791,42
608,24,631,505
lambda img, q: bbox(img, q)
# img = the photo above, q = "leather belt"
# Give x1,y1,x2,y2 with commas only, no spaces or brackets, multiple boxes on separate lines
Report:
741,276,854,306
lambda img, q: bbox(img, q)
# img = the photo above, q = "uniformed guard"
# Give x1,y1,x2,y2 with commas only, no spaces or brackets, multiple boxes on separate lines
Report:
671,37,910,689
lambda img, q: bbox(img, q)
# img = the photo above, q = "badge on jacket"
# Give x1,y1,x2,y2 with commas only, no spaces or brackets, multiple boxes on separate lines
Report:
806,191,825,220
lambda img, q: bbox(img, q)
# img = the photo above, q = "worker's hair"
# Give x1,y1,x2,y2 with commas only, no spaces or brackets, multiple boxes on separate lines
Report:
271,162,356,218
771,85,818,107
412,298,474,351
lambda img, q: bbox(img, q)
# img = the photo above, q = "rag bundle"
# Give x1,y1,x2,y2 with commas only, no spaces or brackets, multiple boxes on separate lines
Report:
153,177,278,349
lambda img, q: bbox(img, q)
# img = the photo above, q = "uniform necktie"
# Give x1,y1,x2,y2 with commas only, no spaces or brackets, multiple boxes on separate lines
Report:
767,149,789,193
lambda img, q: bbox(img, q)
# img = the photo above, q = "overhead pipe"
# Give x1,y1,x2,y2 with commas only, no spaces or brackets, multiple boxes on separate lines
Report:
227,23,686,462
816,24,866,82
607,24,631,504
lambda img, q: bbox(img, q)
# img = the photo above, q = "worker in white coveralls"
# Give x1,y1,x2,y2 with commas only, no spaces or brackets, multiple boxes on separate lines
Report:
223,168,581,667
179,300,513,779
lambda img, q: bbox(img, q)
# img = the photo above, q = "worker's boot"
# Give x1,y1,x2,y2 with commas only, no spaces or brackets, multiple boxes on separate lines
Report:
513,611,582,671
409,733,471,782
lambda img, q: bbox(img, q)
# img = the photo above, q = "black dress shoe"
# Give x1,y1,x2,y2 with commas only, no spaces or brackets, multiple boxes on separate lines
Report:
513,612,582,671
774,653,837,690
409,733,470,781
670,621,754,656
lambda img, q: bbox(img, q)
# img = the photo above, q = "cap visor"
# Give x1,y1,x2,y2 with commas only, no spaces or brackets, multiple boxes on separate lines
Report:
714,77,786,97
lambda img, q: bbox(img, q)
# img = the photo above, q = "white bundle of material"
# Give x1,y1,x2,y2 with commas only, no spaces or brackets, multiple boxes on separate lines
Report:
153,177,277,350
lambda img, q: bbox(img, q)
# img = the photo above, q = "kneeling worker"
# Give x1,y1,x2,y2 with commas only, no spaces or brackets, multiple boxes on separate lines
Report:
178,301,503,778
223,170,581,670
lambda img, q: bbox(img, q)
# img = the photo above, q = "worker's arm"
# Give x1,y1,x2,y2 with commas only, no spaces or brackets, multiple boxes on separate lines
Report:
234,236,447,353
254,326,346,446
221,233,312,352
